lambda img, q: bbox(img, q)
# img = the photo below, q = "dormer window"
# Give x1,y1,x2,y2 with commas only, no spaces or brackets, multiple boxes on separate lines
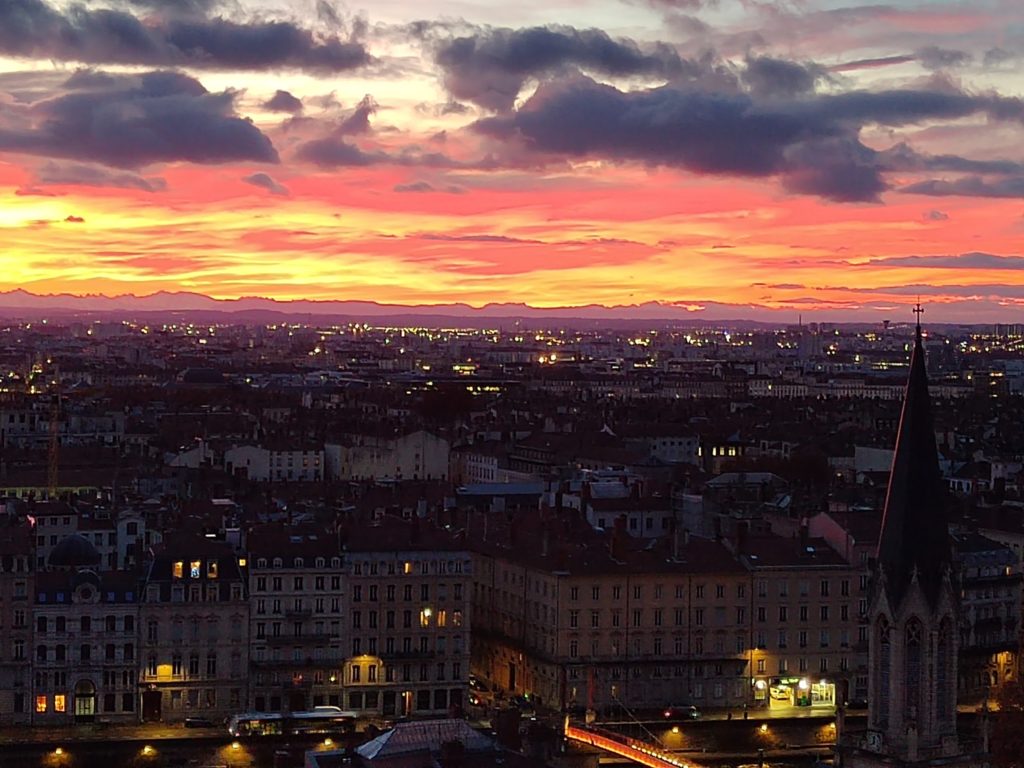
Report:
294,558,304,568
190,561,201,579
172,562,184,579
315,557,325,569
272,558,283,569
207,561,218,579
257,558,267,569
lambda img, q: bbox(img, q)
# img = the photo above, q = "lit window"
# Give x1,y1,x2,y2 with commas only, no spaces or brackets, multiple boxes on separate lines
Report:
403,562,412,575
172,562,183,579
238,558,247,568
420,608,432,627
54,694,66,713
207,561,218,579
190,561,201,579
437,610,447,628
35,695,47,713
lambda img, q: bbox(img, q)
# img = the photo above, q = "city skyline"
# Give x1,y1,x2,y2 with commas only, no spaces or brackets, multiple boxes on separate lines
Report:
2,0,1024,322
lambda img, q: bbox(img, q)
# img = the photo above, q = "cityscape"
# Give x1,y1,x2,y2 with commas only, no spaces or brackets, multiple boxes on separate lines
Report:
3,0,1024,766
0,311,1017,766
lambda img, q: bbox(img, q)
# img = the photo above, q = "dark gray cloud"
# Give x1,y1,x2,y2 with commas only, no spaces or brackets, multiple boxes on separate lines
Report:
984,47,1015,67
472,75,1024,202
903,177,1024,198
35,160,168,191
863,253,1024,270
295,138,384,168
0,70,278,168
879,143,1024,176
0,0,370,72
263,90,303,113
243,172,289,195
915,46,972,71
742,56,824,98
339,95,377,135
425,24,687,111
829,55,915,72
922,209,949,222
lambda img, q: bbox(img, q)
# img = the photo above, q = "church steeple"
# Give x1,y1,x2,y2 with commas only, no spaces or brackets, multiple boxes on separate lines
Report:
876,305,950,608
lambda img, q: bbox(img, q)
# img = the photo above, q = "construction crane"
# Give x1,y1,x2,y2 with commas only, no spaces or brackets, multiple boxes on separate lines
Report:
47,367,60,499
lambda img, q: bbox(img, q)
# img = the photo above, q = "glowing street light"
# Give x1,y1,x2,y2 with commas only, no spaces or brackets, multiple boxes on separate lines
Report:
760,723,769,733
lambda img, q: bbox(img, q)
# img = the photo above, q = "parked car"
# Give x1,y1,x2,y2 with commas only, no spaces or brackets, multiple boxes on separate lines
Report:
663,705,701,720
184,716,216,728
469,676,491,692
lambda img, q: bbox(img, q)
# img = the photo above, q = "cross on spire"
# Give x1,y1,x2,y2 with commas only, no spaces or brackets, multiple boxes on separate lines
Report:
913,301,924,341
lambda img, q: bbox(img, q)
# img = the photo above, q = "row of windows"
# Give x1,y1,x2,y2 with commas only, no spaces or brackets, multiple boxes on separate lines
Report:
38,591,135,603
35,693,134,714
37,644,134,662
349,635,466,656
145,617,245,643
352,608,463,629
561,579,853,602
349,660,462,684
143,652,238,677
256,575,341,592
565,627,861,658
38,615,133,634
559,602,860,629
255,597,340,615
254,557,342,570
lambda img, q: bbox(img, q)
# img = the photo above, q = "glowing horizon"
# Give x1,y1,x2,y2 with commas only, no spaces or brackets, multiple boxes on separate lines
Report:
2,0,1024,322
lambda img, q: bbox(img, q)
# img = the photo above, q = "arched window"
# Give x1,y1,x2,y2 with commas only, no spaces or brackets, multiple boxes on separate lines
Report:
905,619,923,720
875,618,891,728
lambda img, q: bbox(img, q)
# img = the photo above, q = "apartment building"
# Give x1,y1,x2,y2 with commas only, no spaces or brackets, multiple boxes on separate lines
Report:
738,533,866,709
247,524,346,712
0,517,33,723
342,516,472,718
33,535,139,724
139,534,248,722
326,430,450,482
472,512,752,713
470,507,868,714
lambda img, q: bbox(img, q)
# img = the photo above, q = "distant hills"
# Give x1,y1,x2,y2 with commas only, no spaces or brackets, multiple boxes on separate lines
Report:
0,289,963,329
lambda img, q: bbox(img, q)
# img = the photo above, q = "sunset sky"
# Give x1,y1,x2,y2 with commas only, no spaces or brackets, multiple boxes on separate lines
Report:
2,0,1024,321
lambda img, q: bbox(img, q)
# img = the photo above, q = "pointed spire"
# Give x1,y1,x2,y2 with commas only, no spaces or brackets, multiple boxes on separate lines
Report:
876,305,950,608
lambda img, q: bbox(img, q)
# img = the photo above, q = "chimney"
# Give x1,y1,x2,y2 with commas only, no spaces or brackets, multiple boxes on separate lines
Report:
798,520,809,550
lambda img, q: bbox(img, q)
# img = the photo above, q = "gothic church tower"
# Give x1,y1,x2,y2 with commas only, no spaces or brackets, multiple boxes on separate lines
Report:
839,315,989,768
